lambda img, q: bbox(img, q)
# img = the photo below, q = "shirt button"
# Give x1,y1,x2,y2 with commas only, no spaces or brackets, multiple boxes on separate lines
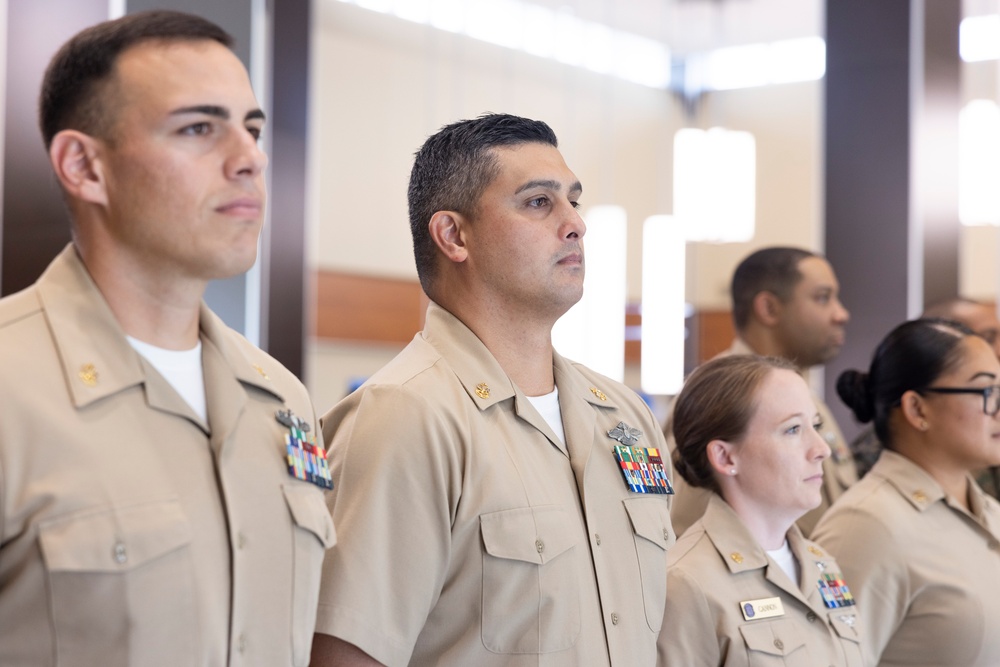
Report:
113,542,127,565
595,534,602,546
535,539,544,554
663,528,670,542
774,639,784,651
237,533,247,549
806,611,817,622
611,612,619,625
238,634,247,653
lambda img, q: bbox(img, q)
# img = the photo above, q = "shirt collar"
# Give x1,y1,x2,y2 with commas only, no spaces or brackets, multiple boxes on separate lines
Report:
36,244,280,409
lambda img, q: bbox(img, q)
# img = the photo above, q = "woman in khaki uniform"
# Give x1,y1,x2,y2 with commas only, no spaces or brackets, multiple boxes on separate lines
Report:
813,319,1000,666
657,355,864,666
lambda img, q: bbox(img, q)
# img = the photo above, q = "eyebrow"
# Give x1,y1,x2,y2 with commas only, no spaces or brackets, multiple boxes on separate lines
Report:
170,105,267,123
514,179,583,197
968,371,998,382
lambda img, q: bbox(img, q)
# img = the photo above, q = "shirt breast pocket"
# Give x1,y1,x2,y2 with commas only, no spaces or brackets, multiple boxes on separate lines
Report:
38,499,197,667
282,483,336,666
479,505,581,654
739,619,810,667
623,497,674,631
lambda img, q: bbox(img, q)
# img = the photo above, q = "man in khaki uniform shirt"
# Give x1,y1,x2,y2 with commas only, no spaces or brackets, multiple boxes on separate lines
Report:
660,495,864,666
813,450,1000,666
311,114,674,667
667,247,856,537
0,12,333,666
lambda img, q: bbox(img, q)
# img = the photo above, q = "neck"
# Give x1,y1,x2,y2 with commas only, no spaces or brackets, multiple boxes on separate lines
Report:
76,242,204,350
893,435,972,511
440,297,557,396
739,329,795,367
721,489,797,551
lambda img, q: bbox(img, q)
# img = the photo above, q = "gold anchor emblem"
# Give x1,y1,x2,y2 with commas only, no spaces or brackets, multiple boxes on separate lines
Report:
475,383,490,399
590,387,608,401
252,364,270,380
78,363,98,387
730,552,744,564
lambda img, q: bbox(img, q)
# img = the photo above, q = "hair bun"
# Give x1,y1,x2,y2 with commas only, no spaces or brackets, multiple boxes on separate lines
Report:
836,369,875,423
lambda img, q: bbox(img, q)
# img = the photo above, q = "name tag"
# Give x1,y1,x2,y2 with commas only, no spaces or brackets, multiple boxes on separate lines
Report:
740,596,785,621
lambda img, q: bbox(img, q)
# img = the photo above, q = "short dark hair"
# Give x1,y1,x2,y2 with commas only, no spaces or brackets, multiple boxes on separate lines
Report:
39,10,233,149
671,354,797,494
837,318,973,448
407,113,558,296
730,247,817,331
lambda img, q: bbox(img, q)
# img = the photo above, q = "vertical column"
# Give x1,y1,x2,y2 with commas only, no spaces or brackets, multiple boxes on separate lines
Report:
824,0,961,438
1,0,106,296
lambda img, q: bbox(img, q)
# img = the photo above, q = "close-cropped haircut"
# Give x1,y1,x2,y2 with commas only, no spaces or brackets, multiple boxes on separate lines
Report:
39,10,233,149
671,354,797,494
837,318,973,449
407,113,558,296
730,246,817,331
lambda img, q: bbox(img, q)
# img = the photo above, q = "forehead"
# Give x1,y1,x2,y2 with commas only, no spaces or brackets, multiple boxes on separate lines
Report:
942,335,1000,378
794,256,837,289
112,39,257,112
488,142,578,189
750,369,814,424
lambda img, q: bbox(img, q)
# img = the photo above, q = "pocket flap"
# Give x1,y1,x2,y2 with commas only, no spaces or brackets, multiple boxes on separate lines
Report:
283,484,336,548
39,499,192,572
623,497,675,550
480,505,575,565
739,619,806,656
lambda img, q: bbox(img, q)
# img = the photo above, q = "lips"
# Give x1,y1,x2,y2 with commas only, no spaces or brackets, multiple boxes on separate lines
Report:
216,197,263,217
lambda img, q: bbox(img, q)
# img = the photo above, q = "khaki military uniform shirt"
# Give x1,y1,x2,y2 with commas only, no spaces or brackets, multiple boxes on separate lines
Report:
658,495,864,667
314,303,674,667
666,339,857,537
812,450,1000,667
0,246,335,667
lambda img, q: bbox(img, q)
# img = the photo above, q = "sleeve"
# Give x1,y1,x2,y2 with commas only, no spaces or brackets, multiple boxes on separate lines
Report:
658,566,723,666
812,508,909,665
314,383,463,667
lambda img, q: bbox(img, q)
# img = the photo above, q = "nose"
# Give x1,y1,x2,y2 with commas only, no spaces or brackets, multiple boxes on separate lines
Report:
225,127,268,180
563,205,586,240
810,427,831,462
833,298,850,324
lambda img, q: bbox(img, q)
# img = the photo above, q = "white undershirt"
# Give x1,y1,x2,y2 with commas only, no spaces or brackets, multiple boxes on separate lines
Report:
526,387,565,445
766,539,800,586
127,336,207,423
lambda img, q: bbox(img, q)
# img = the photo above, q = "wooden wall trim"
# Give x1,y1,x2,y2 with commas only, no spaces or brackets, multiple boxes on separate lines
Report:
315,270,426,345
314,270,735,368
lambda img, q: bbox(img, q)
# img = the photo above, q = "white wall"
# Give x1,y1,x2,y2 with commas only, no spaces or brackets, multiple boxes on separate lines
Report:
306,1,999,406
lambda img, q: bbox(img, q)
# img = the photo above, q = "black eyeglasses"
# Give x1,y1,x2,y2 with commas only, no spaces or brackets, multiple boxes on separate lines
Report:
921,384,1000,417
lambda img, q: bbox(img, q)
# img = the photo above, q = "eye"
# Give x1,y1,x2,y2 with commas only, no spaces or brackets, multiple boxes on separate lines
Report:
528,196,550,208
813,419,824,431
785,424,801,435
180,122,212,137
815,293,831,305
247,126,263,142
570,200,581,210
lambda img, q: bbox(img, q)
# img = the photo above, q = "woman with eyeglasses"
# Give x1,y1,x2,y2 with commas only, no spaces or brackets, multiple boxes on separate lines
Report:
813,318,1000,667
657,355,864,666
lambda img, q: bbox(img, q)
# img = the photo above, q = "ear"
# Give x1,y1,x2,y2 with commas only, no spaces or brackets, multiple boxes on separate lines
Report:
899,389,929,430
427,210,468,265
752,291,783,328
48,130,108,207
706,438,737,477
